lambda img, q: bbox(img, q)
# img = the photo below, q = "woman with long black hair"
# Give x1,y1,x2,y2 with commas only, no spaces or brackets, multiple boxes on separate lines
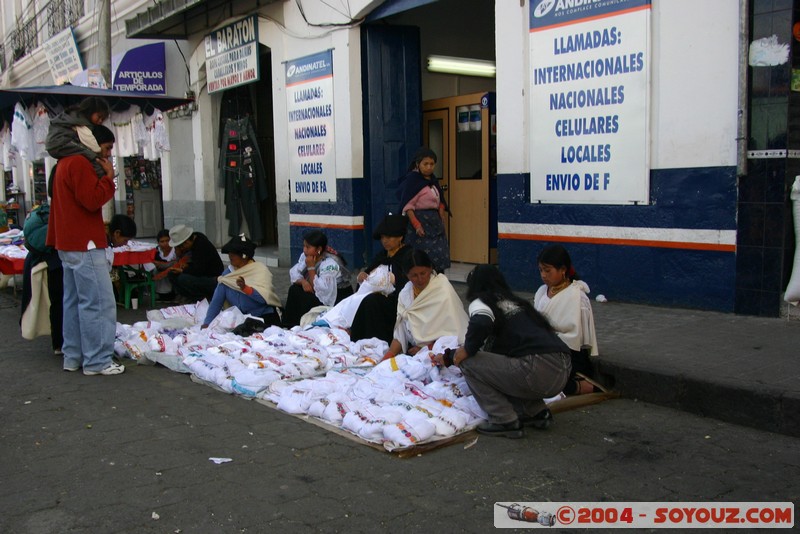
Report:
433,264,571,438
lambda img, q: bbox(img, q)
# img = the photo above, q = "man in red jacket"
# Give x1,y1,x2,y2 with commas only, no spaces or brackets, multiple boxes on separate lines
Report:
46,124,124,376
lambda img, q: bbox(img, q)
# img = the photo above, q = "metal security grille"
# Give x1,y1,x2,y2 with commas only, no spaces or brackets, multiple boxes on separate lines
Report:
11,17,38,62
47,0,85,38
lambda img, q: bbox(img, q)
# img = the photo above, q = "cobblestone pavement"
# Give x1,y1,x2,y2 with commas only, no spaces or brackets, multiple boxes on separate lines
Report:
1,289,798,533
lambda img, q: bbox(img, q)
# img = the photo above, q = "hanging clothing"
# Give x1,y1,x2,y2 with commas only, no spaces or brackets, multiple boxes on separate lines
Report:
110,106,140,157
219,116,269,242
152,110,169,157
141,110,159,160
133,112,148,151
0,122,12,171
11,103,34,161
32,104,51,161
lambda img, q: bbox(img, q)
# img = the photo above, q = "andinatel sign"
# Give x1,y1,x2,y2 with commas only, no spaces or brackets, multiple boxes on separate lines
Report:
285,49,336,202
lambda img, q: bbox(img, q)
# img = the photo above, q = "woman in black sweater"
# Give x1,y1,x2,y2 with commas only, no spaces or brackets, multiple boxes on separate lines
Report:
433,264,571,439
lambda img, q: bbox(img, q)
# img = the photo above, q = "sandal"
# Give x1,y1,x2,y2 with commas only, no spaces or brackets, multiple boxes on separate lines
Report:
575,378,598,395
572,372,605,395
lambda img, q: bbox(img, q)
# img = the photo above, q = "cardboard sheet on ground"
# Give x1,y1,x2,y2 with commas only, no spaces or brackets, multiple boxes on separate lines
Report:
115,303,616,455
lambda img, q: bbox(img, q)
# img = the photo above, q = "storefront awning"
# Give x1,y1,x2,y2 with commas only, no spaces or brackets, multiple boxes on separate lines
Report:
0,85,194,115
125,0,280,39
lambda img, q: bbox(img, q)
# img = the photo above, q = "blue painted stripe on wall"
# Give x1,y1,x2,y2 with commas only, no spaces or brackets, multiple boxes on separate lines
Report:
290,225,365,271
497,166,738,311
289,177,367,268
498,166,737,229
500,239,735,311
289,178,365,217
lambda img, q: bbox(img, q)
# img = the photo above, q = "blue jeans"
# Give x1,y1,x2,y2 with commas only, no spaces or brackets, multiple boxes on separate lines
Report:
59,249,116,372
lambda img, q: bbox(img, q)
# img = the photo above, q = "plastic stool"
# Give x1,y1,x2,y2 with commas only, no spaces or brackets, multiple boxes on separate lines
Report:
120,269,156,309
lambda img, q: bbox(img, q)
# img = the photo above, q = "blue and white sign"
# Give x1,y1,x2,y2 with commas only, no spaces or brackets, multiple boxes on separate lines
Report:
285,50,336,202
529,0,651,204
113,43,166,94
43,28,84,85
205,15,259,94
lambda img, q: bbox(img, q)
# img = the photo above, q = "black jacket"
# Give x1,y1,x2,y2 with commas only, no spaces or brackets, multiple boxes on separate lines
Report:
183,232,224,278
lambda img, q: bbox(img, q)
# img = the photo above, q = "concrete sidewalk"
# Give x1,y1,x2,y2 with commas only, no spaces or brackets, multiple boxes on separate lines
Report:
591,301,800,437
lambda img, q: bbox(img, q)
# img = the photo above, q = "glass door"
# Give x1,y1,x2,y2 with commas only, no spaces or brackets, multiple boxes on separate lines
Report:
424,93,489,264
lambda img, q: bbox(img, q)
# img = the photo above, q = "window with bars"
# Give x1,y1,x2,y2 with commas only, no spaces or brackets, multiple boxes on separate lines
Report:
11,17,38,62
47,0,85,38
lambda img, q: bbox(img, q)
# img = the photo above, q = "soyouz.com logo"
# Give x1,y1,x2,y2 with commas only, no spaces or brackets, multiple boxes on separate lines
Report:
494,502,794,528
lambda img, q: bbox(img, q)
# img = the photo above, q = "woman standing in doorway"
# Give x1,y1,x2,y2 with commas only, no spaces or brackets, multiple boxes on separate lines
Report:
397,147,451,273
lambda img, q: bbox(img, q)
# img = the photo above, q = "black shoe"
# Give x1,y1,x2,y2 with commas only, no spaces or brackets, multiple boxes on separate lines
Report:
520,408,553,430
476,419,524,438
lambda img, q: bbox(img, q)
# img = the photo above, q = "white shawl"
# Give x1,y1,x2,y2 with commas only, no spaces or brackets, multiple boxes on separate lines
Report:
394,273,468,352
21,262,51,339
536,280,599,355
218,261,282,308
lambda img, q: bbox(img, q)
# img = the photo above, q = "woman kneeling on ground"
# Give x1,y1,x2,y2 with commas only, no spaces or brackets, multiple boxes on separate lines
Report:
433,264,571,439
381,249,467,361
201,235,282,329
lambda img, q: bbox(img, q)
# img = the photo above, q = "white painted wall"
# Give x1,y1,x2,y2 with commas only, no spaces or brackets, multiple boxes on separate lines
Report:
496,0,740,177
179,0,364,248
650,0,739,169
259,3,365,205
495,0,530,175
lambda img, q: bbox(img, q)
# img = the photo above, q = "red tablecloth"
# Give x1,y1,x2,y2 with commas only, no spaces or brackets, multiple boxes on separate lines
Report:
0,247,156,273
0,254,24,275
112,248,156,266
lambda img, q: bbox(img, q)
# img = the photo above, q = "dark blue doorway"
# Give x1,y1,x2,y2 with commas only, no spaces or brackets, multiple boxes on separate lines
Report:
361,24,422,260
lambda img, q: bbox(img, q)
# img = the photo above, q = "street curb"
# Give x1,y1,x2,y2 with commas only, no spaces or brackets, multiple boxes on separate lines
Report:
595,360,800,438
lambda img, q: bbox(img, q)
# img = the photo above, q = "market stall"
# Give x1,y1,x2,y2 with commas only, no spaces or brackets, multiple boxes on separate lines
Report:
0,85,193,236
114,303,616,455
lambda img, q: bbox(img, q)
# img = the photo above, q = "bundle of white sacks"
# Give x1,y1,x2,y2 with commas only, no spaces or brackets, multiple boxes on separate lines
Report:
114,302,488,450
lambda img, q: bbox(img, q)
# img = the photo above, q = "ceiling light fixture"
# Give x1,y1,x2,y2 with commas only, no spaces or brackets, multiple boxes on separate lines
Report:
427,55,496,78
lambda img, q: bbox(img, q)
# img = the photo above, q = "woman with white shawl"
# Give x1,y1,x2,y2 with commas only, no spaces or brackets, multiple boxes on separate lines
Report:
381,249,468,360
533,244,599,395
201,235,282,328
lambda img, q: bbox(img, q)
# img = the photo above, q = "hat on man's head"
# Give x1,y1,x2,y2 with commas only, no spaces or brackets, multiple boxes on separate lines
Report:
168,224,194,247
372,214,408,240
221,234,256,259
